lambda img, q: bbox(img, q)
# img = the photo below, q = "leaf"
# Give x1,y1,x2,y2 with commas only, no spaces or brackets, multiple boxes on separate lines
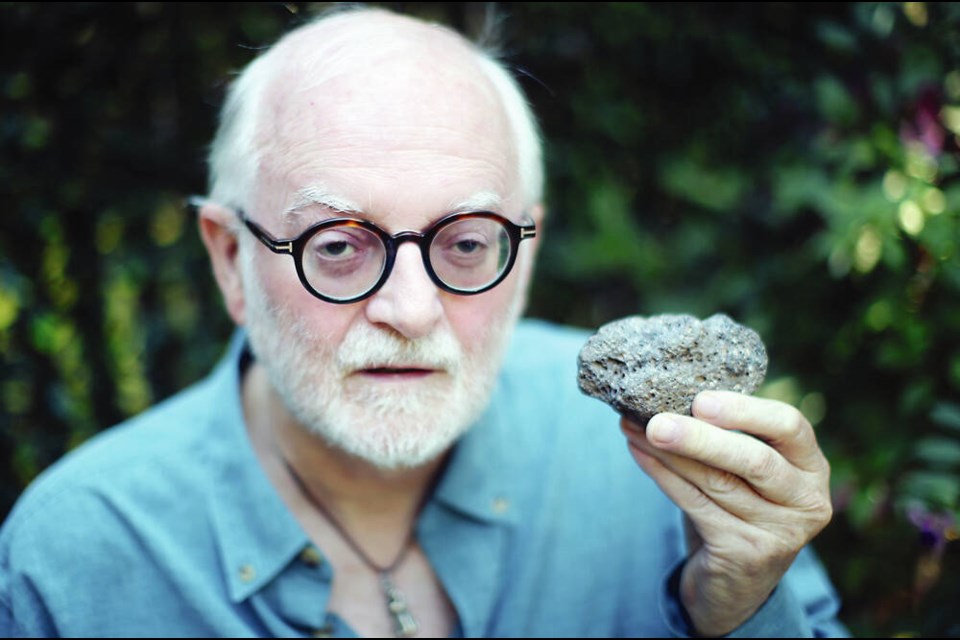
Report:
931,402,960,433
900,471,960,509
913,437,960,467
815,75,860,126
657,156,746,213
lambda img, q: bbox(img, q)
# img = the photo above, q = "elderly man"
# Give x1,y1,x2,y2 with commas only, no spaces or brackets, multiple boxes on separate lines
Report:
0,7,845,638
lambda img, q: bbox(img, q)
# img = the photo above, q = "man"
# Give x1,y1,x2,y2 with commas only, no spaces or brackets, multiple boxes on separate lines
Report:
0,7,846,638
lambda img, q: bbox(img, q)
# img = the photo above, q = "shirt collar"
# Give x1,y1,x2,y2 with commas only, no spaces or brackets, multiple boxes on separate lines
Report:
416,332,531,637
204,331,310,603
430,333,530,527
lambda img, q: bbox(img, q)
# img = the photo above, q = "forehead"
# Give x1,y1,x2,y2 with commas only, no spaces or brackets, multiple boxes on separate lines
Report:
251,19,519,224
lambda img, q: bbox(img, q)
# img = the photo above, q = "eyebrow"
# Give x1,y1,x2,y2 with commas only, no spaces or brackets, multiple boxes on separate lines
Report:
280,186,507,228
282,186,363,219
448,190,504,213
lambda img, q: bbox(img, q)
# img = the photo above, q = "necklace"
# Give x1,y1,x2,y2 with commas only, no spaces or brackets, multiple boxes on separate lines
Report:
283,460,419,638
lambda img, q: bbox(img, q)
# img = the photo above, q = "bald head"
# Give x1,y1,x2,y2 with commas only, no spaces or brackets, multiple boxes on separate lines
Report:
264,9,494,96
207,7,543,217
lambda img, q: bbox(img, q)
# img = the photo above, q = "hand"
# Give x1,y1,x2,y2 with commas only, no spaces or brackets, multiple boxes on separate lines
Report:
621,390,833,637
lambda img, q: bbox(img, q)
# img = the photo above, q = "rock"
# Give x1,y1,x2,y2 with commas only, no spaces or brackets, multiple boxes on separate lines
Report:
576,313,768,424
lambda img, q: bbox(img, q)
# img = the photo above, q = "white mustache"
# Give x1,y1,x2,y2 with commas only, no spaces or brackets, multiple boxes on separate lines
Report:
335,324,463,373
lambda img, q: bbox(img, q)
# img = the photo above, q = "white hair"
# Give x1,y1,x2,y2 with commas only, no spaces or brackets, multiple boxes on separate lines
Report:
206,7,544,212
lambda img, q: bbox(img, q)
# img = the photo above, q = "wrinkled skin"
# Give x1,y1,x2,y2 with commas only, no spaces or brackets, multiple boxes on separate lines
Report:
622,390,833,636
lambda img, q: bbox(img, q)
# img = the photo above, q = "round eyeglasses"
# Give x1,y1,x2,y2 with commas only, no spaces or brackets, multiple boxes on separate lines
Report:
238,209,537,304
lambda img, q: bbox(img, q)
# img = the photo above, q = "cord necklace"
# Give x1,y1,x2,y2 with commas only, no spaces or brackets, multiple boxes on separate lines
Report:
283,460,419,638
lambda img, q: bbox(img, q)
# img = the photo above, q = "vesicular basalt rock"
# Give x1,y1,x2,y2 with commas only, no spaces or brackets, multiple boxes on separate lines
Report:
576,313,768,424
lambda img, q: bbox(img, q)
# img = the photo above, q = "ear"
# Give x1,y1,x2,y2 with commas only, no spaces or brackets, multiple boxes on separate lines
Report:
197,202,247,326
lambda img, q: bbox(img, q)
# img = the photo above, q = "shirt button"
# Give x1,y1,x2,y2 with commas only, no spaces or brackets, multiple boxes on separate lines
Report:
300,545,324,567
238,564,256,583
491,497,510,514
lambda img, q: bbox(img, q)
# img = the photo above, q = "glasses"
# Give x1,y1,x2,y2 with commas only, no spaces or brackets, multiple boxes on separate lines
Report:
236,208,536,304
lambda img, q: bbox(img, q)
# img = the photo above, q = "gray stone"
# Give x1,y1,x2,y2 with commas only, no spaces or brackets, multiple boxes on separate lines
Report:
576,313,768,424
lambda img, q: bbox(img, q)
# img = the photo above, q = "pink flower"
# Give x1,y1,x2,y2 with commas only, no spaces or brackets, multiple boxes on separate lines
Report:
900,86,946,157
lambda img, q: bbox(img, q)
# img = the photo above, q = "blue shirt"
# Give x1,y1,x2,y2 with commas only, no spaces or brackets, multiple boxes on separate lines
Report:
0,320,846,637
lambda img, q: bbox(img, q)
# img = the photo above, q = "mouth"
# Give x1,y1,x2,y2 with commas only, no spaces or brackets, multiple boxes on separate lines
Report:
357,367,439,380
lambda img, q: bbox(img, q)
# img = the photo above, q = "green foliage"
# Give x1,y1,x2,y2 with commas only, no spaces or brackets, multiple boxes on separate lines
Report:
2,2,959,636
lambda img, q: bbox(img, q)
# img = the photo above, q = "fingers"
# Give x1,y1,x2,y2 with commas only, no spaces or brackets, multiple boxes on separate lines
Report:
625,435,798,543
619,392,831,517
621,408,827,509
692,391,828,473
623,421,792,518
625,438,738,528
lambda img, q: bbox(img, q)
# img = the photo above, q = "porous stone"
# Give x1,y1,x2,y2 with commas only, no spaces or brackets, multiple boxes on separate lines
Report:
576,313,768,424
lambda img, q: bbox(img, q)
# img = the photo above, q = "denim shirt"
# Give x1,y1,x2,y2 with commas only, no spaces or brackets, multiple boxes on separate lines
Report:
0,319,847,637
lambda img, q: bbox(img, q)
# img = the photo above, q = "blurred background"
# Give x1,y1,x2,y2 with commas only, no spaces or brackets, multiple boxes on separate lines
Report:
2,2,958,635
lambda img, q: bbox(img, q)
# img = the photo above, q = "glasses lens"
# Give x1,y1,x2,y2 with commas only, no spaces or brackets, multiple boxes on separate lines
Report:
302,223,386,300
429,216,511,292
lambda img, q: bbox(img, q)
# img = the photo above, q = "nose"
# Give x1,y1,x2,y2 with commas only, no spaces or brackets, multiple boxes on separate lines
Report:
363,242,444,339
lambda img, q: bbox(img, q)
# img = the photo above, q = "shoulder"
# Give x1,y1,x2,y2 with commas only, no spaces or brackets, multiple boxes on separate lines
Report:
497,318,677,512
0,369,232,634
0,371,222,557
500,318,593,397
501,317,612,420
499,316,615,433
505,318,592,369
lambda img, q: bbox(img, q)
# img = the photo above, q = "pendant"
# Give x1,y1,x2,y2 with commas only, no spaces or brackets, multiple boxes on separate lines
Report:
381,573,418,638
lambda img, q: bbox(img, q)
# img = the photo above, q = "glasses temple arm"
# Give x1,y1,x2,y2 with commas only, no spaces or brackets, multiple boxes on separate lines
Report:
241,216,295,254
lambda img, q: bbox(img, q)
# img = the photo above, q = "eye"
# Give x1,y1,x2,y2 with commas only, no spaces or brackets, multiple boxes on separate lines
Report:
310,227,375,261
451,237,486,254
441,232,490,262
318,239,355,258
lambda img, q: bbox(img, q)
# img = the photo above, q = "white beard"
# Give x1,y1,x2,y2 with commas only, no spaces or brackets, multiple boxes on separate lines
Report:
241,256,523,469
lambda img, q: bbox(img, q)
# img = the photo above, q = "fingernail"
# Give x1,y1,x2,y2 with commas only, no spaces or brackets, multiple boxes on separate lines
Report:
648,415,680,444
695,392,721,419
